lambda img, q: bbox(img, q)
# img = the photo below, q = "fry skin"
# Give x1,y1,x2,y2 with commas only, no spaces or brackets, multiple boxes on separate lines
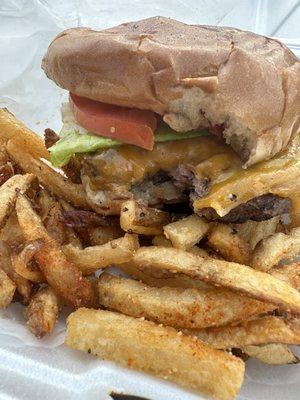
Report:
133,247,300,315
65,308,245,400
16,194,97,308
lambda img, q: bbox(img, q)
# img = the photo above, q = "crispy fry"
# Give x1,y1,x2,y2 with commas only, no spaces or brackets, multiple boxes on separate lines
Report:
0,174,34,229
7,139,89,209
242,344,299,365
120,200,170,235
207,223,251,265
152,235,212,258
0,240,32,304
0,108,49,159
25,286,59,338
12,240,45,283
117,262,213,290
63,234,139,275
231,217,280,250
193,316,300,349
164,214,210,250
61,210,118,229
36,188,56,221
252,228,300,271
0,211,24,248
133,247,300,314
270,262,300,291
16,194,97,308
45,202,67,245
88,225,123,246
65,308,245,400
0,268,16,308
98,273,271,329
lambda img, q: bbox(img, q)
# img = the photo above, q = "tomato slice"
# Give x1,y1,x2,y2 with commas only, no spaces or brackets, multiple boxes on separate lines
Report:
69,93,157,150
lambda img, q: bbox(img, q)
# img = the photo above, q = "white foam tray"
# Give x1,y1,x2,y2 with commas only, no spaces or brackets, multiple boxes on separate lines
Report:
0,1,299,399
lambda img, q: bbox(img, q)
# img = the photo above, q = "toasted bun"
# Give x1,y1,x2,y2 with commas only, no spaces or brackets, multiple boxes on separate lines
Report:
42,17,300,166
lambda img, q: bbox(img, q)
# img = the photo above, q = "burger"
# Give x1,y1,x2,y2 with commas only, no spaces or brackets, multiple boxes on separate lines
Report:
42,17,300,225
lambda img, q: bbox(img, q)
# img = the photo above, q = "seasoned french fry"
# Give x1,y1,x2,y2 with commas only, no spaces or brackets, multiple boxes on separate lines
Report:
164,214,210,250
120,200,170,235
37,188,56,221
12,240,45,283
16,194,97,308
88,225,123,246
0,174,34,228
242,344,299,365
0,268,16,308
98,273,271,329
0,240,32,304
0,211,24,247
25,286,59,338
7,139,89,209
231,217,280,250
133,247,300,314
252,228,300,271
0,108,49,159
270,262,300,291
193,316,300,349
117,262,213,290
65,308,245,400
45,202,67,245
207,223,251,265
63,234,139,275
152,235,212,258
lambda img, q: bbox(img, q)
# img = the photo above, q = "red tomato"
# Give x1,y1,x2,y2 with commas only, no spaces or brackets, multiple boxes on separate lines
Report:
69,93,157,150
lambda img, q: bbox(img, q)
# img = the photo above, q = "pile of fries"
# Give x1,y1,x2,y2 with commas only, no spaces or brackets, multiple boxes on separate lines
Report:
0,108,300,400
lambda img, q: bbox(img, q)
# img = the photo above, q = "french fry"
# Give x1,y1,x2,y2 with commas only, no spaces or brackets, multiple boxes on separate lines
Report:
25,286,59,338
0,268,16,308
152,235,212,258
12,240,45,283
231,217,280,250
45,202,67,245
7,139,89,209
270,262,300,291
0,174,34,228
0,108,49,159
16,194,97,308
88,225,123,246
164,214,210,250
242,344,299,365
36,188,56,221
207,223,251,265
0,211,24,247
63,234,139,276
0,240,32,304
133,247,300,314
252,228,300,271
98,273,271,329
120,200,170,235
65,308,245,400
117,262,213,290
193,316,300,349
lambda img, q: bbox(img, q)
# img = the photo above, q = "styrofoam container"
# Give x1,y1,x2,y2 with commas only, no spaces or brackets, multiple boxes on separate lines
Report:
0,1,299,399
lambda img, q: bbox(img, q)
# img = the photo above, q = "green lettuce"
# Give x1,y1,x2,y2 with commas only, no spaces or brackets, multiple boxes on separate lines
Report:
49,122,210,167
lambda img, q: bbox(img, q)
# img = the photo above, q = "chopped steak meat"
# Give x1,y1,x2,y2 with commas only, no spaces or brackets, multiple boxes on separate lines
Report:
170,164,210,199
61,210,119,228
199,194,292,223
44,128,59,149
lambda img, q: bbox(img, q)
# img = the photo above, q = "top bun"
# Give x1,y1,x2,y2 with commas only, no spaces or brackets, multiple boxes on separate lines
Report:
42,17,300,166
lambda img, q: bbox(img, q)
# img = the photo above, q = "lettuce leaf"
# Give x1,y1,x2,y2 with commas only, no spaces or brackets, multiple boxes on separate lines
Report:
49,122,209,167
